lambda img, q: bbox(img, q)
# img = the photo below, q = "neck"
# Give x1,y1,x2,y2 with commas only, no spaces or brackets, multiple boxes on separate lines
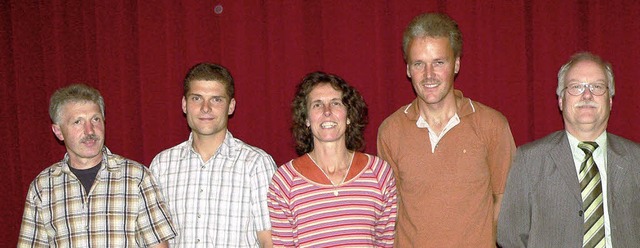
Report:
192,131,226,162
565,123,606,142
308,146,352,174
69,153,103,170
418,95,457,134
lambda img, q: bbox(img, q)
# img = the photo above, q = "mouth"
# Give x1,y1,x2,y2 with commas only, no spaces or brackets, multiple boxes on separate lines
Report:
320,121,338,129
421,80,440,88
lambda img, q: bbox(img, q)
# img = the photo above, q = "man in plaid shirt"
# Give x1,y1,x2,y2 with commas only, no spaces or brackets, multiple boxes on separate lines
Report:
150,63,277,247
18,84,176,247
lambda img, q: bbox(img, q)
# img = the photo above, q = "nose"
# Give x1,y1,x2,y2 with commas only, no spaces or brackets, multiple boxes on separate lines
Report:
201,100,212,113
425,64,435,78
323,105,332,116
581,85,594,99
84,121,95,134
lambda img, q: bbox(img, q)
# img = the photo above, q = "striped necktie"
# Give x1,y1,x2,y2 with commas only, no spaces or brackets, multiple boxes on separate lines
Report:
578,141,605,248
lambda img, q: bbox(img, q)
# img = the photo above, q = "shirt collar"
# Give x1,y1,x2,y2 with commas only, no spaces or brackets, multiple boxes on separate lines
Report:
566,131,608,151
181,130,235,160
566,130,608,164
52,146,118,176
404,89,476,122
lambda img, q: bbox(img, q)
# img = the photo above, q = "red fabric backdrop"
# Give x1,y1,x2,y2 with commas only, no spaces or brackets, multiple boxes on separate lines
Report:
2,0,639,246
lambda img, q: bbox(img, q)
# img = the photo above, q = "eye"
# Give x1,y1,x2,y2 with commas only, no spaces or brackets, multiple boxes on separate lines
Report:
92,117,102,122
73,119,81,125
191,96,201,101
593,84,605,90
213,97,223,103
435,61,445,66
311,102,321,108
411,62,425,70
331,101,343,106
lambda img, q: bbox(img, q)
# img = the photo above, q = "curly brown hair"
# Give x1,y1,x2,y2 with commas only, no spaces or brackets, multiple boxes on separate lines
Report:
291,71,369,155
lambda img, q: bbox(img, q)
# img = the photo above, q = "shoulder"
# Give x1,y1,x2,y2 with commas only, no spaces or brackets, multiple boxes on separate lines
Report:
467,99,509,124
233,138,271,156
361,153,393,173
276,159,295,173
29,161,65,188
231,137,275,161
107,153,153,178
518,131,565,155
608,133,640,148
363,153,385,166
272,160,297,183
379,103,414,132
608,133,640,158
151,140,190,163
228,137,277,173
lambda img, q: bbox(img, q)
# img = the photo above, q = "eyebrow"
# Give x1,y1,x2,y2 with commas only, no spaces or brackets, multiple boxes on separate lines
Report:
187,93,226,98
566,79,607,84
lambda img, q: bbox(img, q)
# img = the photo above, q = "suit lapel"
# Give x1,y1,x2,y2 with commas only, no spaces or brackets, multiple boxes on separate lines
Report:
549,132,582,203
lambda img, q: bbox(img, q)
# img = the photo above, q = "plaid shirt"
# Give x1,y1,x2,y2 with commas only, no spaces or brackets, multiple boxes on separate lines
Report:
18,147,177,247
150,131,276,247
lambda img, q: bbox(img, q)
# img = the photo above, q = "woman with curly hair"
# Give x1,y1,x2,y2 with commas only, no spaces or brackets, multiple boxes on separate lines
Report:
267,71,397,247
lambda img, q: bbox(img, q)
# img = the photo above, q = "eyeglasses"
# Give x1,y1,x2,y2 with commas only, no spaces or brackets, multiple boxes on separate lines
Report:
563,83,609,96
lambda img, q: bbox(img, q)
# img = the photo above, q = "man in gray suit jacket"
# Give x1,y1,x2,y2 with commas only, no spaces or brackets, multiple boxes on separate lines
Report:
498,52,640,248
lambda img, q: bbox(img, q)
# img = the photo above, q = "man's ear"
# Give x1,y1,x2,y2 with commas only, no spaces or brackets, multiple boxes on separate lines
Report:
52,124,64,141
609,97,613,111
406,64,411,78
182,96,187,114
558,96,563,111
228,98,236,116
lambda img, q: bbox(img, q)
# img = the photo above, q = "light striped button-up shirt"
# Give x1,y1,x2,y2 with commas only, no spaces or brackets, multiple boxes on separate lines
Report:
150,131,276,247
18,147,177,247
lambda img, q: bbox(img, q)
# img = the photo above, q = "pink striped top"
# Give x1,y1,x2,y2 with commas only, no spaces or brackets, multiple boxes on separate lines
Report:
268,152,397,247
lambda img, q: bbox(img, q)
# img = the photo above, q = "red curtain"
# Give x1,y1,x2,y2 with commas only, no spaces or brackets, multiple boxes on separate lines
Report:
3,0,639,245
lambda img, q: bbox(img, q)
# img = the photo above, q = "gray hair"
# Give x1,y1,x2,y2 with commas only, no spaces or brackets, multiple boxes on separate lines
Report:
402,12,463,61
556,52,615,97
49,84,105,124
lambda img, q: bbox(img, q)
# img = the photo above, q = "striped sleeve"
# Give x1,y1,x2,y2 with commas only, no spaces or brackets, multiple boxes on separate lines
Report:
373,157,398,247
268,163,296,247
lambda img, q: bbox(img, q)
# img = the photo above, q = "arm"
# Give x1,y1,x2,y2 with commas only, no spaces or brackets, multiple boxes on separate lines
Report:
257,230,273,248
493,193,503,230
376,121,398,173
375,160,398,248
250,154,277,246
267,170,296,247
496,149,530,248
136,167,177,246
17,182,49,247
485,114,516,222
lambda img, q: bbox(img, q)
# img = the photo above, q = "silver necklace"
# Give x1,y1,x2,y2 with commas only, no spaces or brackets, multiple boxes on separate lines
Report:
307,151,355,196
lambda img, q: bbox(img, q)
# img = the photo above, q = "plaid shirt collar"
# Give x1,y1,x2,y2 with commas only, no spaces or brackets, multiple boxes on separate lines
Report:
51,146,124,177
180,130,238,160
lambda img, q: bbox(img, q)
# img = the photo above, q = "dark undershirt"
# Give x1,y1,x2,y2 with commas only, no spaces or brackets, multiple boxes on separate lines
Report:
69,162,101,195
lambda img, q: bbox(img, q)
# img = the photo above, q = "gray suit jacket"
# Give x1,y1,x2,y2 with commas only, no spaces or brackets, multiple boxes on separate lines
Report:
497,131,640,247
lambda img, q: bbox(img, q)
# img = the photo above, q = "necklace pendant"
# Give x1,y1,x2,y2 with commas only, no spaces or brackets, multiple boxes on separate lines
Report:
333,190,339,196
